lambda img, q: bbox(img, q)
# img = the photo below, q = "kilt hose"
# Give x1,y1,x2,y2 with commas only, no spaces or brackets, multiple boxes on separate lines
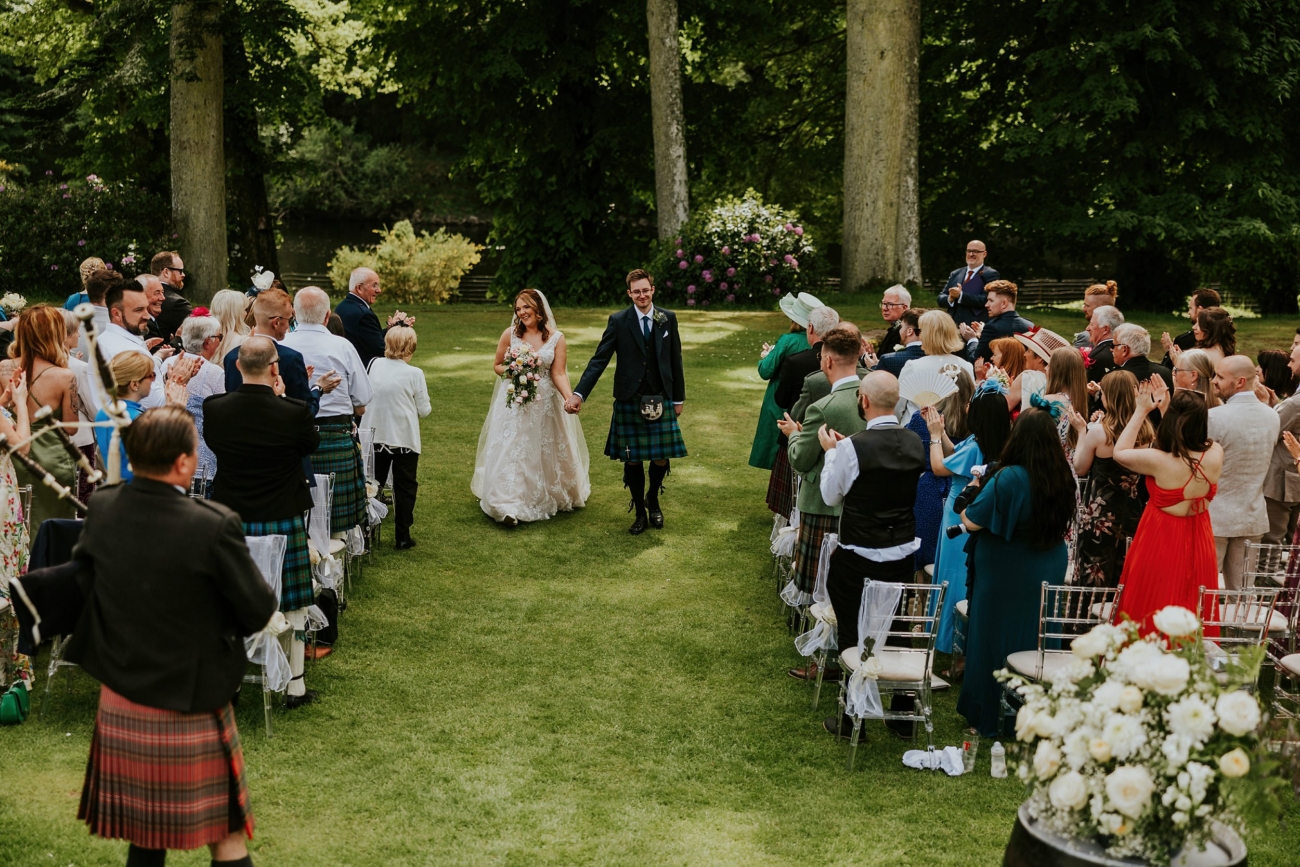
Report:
242,515,313,613
604,399,687,463
765,444,795,517
79,685,253,850
311,425,367,534
793,512,840,594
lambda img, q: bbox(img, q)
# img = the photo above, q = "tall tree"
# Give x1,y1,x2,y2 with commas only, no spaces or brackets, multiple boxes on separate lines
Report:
646,0,688,240
841,0,921,291
170,0,227,303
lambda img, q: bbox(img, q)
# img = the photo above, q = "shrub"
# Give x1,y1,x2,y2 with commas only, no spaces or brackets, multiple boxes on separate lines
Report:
328,220,482,304
648,190,822,309
0,172,173,298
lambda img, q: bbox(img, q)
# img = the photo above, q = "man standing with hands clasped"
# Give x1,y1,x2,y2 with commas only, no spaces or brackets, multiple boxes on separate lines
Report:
937,240,1000,326
567,269,686,535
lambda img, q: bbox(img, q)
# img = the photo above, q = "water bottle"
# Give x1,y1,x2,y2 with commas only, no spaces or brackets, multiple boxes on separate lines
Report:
990,741,1007,778
962,734,979,773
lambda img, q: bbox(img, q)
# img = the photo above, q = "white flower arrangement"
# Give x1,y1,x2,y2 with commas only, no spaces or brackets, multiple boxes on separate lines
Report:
0,292,27,316
999,606,1277,861
501,344,542,408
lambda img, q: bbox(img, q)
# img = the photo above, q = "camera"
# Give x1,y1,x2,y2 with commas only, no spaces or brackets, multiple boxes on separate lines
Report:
951,461,999,514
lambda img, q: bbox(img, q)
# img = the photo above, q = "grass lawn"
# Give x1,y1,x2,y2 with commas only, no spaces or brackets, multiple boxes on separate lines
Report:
1,292,1297,866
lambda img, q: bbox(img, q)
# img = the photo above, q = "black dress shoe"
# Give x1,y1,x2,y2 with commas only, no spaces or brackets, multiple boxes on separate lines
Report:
823,714,856,738
395,539,416,550
285,689,318,710
629,512,649,535
648,508,664,529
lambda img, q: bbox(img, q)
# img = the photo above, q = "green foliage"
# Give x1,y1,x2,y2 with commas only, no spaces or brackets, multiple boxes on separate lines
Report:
649,190,821,308
328,220,481,304
0,173,172,296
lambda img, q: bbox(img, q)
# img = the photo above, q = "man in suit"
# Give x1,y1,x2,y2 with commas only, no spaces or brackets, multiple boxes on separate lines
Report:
816,369,925,737
937,239,1000,326
150,250,193,340
568,269,687,535
971,281,1034,363
1208,355,1281,589
335,267,413,367
779,327,868,603
1084,305,1124,385
1113,324,1173,393
206,336,323,706
876,284,911,355
224,287,338,413
876,309,924,376
66,406,275,867
1161,287,1221,367
1263,344,1300,544
774,305,840,412
789,323,868,424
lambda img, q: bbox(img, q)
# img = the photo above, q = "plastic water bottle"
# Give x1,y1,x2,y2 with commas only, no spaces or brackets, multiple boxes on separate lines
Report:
990,741,1007,778
962,734,979,773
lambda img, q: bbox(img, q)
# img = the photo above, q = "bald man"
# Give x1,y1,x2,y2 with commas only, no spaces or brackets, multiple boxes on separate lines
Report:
938,240,1000,326
1207,355,1280,588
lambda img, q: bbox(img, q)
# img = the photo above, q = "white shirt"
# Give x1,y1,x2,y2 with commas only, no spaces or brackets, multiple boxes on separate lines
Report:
76,305,111,367
162,353,226,401
820,415,922,563
282,323,372,416
366,357,431,453
93,322,164,411
67,357,96,448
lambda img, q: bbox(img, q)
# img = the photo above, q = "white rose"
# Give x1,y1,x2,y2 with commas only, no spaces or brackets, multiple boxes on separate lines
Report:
1166,695,1216,744
517,375,527,384
1093,680,1124,711
1072,624,1114,659
1162,734,1192,770
1102,713,1146,760
1015,704,1039,742
1049,770,1090,811
1152,606,1201,639
1034,740,1062,779
862,655,884,680
1215,691,1262,737
1105,765,1155,819
1089,738,1112,763
1138,654,1190,697
1118,685,1144,714
1218,747,1251,778
1032,713,1059,739
1114,640,1164,683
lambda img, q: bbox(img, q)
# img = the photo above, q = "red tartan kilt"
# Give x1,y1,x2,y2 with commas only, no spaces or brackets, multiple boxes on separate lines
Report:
765,445,795,517
79,685,253,850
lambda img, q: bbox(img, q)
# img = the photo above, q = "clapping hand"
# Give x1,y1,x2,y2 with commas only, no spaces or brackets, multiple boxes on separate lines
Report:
947,287,962,304
4,369,25,410
1254,381,1278,406
760,341,772,360
920,405,945,438
387,310,415,328
1168,344,1184,366
862,350,879,369
1160,331,1174,354
1283,431,1300,462
817,424,843,452
1135,380,1157,415
164,378,188,407
1067,409,1088,435
1147,374,1170,411
169,354,201,388
317,370,342,394
1086,380,1101,396
776,411,802,437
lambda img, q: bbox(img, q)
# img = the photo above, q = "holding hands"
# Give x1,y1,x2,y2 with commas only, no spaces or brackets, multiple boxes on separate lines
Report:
564,394,583,415
387,310,416,328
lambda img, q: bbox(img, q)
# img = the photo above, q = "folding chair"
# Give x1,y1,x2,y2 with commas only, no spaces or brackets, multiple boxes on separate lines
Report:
308,473,348,606
188,464,212,499
241,534,288,737
1198,585,1281,691
1242,542,1298,664
18,485,31,540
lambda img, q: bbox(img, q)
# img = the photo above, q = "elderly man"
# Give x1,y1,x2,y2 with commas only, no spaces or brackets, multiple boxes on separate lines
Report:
137,273,170,350
205,337,321,710
335,268,413,367
1208,356,1280,589
1113,324,1173,392
1264,345,1300,544
876,284,911,355
163,316,228,475
96,280,167,410
970,280,1033,363
1161,287,1221,367
774,305,840,413
284,286,373,535
149,250,193,340
1084,305,1124,385
938,240,1000,326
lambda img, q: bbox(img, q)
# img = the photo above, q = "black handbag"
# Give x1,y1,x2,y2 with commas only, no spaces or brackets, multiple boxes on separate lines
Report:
639,394,665,421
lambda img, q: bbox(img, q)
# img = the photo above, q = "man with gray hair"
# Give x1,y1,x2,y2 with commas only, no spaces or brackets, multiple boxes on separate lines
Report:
335,267,414,366
1084,305,1124,385
1113,323,1172,394
877,284,911,355
774,304,841,412
163,315,228,475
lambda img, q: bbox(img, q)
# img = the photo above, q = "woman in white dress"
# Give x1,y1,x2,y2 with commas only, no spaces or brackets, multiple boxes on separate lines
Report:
472,290,590,525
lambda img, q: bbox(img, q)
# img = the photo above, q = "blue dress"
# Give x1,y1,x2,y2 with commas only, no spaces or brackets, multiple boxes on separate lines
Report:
95,400,144,482
932,435,982,654
908,412,949,569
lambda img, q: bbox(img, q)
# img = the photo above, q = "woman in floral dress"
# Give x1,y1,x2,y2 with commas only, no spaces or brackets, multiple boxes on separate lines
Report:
0,366,33,690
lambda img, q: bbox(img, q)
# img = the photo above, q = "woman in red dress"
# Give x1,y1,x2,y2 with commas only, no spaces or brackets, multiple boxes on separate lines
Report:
1112,383,1223,633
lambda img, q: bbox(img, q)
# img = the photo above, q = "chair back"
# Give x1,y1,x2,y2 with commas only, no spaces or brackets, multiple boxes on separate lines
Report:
878,582,945,660
244,534,288,607
19,485,31,539
307,473,335,554
1039,583,1121,654
188,463,213,499
1244,542,1296,588
358,427,376,483
1198,585,1281,687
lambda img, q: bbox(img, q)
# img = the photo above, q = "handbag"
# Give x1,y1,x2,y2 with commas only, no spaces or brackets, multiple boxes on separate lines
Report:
0,682,30,725
639,394,665,421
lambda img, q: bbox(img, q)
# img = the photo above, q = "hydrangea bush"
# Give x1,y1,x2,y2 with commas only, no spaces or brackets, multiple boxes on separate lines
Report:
1000,608,1284,862
0,172,173,297
329,220,482,305
649,190,821,308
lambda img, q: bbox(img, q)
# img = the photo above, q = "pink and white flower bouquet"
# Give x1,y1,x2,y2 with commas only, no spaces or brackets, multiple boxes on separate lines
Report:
502,345,542,408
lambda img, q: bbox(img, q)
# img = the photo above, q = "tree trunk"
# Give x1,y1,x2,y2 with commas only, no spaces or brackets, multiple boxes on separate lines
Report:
842,0,922,291
170,1,227,305
647,0,689,240
224,15,279,288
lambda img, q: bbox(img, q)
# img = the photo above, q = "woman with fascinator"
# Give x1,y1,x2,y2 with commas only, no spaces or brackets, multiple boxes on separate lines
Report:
471,289,590,525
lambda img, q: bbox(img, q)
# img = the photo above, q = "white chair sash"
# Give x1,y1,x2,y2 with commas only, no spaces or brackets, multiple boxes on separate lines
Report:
244,535,288,606
845,580,904,719
780,579,813,608
346,526,367,555
308,474,332,556
813,532,838,607
794,533,840,657
367,496,389,525
771,526,797,558
313,551,343,590
358,427,376,483
242,534,291,692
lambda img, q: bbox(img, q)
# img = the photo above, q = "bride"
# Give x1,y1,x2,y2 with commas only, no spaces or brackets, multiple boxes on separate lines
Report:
472,289,590,525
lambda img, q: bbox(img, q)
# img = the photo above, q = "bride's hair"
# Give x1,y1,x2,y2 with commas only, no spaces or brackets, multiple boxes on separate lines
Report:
514,289,550,342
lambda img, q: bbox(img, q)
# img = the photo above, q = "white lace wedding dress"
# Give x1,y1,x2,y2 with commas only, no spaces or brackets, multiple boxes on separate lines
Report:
471,331,591,523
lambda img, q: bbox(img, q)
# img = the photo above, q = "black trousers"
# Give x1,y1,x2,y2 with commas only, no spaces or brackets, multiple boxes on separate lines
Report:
826,546,915,653
375,447,419,543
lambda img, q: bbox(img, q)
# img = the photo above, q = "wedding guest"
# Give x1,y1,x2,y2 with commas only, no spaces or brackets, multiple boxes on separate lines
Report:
93,352,154,483
1190,307,1236,364
163,315,227,477
1172,348,1220,408
817,370,926,736
787,324,870,427
938,239,1000,326
337,268,413,367
150,250,193,340
774,304,839,411
67,406,276,867
924,381,1012,655
1074,281,1119,348
908,371,973,570
284,287,372,535
327,313,345,337
1072,371,1152,587
971,280,1033,363
97,281,165,410
1043,346,1088,457
876,284,911,355
0,367,32,692
957,407,1074,737
136,273,169,348
210,289,252,364
780,327,869,595
367,326,431,550
1008,326,1071,414
205,337,320,710
750,293,816,473
1161,287,1221,366
1264,345,1300,544
1255,349,1297,406
1208,355,1279,588
224,288,333,414
61,310,99,502
76,268,116,368
989,337,1026,382
1084,305,1123,384
1113,323,1171,427
911,310,975,382
876,308,923,376
65,256,106,311
1113,388,1221,631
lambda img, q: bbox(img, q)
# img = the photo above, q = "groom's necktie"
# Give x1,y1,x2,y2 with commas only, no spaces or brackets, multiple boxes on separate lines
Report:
642,315,651,343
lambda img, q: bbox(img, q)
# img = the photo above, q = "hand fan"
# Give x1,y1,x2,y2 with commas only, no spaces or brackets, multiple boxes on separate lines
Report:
899,364,960,407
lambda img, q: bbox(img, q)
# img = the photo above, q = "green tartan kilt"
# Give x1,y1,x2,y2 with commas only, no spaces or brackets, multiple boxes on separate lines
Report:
311,428,367,534
242,515,313,613
604,399,688,463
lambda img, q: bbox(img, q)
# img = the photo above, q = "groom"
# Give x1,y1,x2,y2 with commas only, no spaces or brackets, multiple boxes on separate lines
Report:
566,269,686,535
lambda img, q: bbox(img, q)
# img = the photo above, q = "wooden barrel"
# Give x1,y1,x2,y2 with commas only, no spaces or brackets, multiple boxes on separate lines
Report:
1004,803,1246,867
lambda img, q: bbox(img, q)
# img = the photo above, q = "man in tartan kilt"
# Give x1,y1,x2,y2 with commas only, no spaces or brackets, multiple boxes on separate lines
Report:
568,269,686,535
206,337,323,709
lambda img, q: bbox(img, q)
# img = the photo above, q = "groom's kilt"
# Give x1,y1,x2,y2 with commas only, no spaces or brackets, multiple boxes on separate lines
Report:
604,399,687,463
311,426,367,534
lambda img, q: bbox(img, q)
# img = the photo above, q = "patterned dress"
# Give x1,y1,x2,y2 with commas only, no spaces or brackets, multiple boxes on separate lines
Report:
1076,455,1145,588
0,448,32,688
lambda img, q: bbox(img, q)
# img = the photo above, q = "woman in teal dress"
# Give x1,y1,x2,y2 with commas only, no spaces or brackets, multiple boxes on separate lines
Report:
922,380,1011,655
956,407,1075,737
750,320,808,470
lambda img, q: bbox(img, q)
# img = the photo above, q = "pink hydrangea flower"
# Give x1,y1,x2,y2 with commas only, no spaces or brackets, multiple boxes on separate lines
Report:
678,260,688,269
687,298,696,306
726,267,736,277
676,249,684,258
686,285,696,294
784,222,794,231
794,226,804,236
719,282,728,291
721,246,731,255
702,270,713,283
725,294,735,302
693,254,704,263
764,274,773,282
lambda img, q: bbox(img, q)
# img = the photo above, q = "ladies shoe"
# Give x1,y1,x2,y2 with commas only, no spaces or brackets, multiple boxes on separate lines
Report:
395,539,417,550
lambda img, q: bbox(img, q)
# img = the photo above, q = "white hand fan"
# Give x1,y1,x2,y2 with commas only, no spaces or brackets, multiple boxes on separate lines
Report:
899,363,960,407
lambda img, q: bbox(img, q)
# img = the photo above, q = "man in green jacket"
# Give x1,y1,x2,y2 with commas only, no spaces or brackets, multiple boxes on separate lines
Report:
779,324,868,599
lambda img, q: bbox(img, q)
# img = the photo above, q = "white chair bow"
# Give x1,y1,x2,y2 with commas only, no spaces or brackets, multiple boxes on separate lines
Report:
243,535,291,692
845,580,904,720
795,533,839,657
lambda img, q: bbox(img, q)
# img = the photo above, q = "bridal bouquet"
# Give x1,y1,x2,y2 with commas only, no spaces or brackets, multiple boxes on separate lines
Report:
999,608,1283,862
0,293,27,317
502,345,542,408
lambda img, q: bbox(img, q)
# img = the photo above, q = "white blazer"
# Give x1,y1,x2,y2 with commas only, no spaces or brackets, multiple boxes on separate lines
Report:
1207,392,1280,537
365,357,431,453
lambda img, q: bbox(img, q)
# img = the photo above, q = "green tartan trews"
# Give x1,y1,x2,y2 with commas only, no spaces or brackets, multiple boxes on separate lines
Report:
242,515,313,612
603,399,688,463
311,426,367,533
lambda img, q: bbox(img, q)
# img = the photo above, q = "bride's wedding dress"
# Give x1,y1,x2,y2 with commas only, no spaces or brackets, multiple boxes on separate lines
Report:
472,330,591,523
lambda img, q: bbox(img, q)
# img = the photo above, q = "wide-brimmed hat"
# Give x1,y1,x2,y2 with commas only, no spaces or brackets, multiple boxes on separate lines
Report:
779,292,824,328
1015,326,1072,363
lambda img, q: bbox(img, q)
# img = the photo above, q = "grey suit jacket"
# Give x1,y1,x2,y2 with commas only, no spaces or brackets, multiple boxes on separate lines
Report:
791,366,870,423
1208,393,1281,537
788,379,868,516
1264,394,1300,504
